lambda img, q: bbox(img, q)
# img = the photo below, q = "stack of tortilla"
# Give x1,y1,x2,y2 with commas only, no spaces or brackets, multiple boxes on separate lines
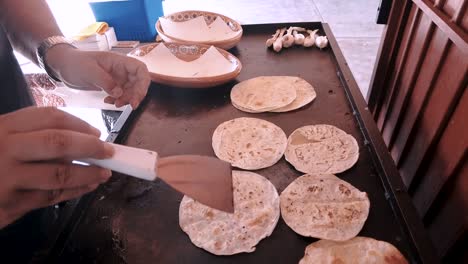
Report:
212,117,287,170
179,170,280,255
230,76,316,113
285,124,359,174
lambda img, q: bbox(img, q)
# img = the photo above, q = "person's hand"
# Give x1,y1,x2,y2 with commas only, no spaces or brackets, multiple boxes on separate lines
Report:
0,107,114,228
46,45,151,109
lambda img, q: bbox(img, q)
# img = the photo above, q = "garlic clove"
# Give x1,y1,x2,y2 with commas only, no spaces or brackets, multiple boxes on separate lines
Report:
266,39,275,48
282,36,294,48
282,27,295,48
293,30,305,45
303,29,318,48
273,28,286,52
315,36,328,49
266,29,281,48
303,38,314,47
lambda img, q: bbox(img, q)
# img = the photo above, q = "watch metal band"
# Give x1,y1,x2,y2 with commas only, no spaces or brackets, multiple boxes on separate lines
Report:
36,36,76,82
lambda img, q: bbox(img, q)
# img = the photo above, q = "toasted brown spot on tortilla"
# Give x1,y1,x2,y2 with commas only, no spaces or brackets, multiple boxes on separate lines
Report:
214,241,222,250
205,210,214,219
248,212,269,227
339,184,351,196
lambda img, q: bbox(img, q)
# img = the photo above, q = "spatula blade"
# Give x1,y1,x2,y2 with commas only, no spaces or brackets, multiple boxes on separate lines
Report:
157,155,234,213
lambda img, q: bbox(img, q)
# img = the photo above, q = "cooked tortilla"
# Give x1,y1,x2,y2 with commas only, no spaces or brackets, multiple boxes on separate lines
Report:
270,77,316,112
299,237,408,264
212,117,287,170
179,170,280,255
280,174,370,241
230,76,297,112
285,124,359,174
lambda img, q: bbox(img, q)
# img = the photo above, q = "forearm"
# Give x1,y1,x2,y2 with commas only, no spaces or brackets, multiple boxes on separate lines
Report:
0,0,62,63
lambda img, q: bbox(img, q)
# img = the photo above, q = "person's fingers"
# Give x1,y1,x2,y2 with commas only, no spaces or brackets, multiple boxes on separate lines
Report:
116,73,150,109
131,65,151,108
98,54,150,109
104,96,116,105
114,90,133,108
114,82,135,108
85,64,123,98
9,184,99,216
8,129,114,161
110,59,128,87
13,162,112,190
0,106,100,136
127,58,151,105
96,52,126,87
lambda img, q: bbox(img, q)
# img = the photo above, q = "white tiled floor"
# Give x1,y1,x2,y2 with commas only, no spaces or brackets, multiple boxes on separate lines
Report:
163,0,323,24
335,37,381,97
40,0,384,98
311,0,384,96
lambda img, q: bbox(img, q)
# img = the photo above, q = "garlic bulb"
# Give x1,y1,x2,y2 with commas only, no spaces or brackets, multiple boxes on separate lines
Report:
273,28,286,52
266,29,281,48
303,29,318,47
293,30,305,45
282,27,294,48
315,36,328,49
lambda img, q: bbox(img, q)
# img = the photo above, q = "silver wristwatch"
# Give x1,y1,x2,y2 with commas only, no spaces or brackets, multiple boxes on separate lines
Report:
36,36,76,82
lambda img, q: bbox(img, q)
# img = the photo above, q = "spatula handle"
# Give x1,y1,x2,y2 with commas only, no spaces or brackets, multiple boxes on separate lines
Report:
80,143,158,181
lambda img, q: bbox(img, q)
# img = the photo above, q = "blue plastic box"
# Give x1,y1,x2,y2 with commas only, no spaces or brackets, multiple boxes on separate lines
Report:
89,0,163,42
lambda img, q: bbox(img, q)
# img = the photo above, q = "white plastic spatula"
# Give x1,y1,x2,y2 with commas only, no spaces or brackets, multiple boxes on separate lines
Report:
81,143,234,213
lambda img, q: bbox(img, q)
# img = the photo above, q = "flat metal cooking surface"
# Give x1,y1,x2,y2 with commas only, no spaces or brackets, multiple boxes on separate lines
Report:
51,23,431,264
